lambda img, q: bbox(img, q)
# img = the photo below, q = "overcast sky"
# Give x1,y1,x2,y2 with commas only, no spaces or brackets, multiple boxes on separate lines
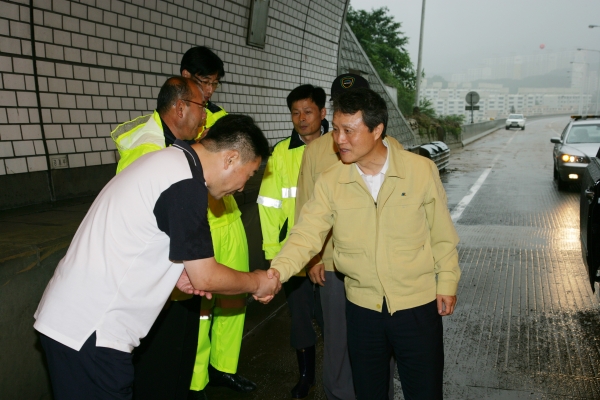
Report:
349,0,600,78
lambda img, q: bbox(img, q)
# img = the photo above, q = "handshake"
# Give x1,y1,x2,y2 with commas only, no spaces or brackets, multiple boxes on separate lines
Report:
251,268,282,304
176,265,282,305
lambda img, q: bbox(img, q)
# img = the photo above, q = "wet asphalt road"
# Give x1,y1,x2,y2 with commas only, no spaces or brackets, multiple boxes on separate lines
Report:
204,116,600,400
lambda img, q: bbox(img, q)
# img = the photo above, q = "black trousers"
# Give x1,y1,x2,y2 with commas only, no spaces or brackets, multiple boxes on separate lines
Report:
40,332,134,400
132,296,201,400
346,299,444,400
283,275,323,349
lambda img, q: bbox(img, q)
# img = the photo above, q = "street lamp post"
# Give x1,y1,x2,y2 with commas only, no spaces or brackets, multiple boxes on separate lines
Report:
414,0,426,108
570,61,589,114
577,48,600,114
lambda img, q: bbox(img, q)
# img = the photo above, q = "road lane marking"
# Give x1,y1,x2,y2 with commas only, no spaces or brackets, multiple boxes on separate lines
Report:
450,164,494,222
451,132,516,223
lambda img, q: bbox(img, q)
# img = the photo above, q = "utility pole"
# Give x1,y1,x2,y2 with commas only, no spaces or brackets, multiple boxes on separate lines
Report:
571,61,588,114
586,26,600,112
578,48,600,115
414,0,426,108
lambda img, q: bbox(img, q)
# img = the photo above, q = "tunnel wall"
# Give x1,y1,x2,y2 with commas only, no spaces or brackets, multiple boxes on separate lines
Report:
0,0,350,210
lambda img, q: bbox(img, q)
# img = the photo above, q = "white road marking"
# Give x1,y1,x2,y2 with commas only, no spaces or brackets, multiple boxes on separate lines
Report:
451,132,517,223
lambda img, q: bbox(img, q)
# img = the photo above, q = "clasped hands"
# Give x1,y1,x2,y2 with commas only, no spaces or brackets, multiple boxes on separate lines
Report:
251,268,282,304
175,268,282,304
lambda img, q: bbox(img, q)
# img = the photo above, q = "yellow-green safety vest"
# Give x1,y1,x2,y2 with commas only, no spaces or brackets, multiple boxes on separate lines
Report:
257,130,306,260
111,111,165,174
110,105,237,228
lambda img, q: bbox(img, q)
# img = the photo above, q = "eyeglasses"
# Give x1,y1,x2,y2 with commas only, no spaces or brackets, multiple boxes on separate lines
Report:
182,99,206,109
196,78,221,90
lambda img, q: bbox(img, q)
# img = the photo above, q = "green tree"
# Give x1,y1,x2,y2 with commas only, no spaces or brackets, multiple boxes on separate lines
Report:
418,97,436,119
412,98,437,139
347,6,416,115
439,114,465,138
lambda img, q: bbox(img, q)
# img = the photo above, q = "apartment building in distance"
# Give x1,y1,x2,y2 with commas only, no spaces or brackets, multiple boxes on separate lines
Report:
420,80,593,122
432,50,600,121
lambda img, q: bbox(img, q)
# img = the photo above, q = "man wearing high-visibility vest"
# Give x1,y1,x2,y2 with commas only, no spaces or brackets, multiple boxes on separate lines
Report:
112,46,256,400
257,84,327,399
180,47,257,400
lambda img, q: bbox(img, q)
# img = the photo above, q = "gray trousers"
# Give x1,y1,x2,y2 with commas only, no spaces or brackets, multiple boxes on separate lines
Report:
322,271,394,400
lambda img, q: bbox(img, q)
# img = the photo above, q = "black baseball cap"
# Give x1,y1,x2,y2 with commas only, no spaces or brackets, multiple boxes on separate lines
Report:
330,73,370,100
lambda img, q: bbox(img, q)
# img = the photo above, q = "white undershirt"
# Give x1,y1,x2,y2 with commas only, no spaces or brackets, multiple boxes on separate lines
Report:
355,140,389,202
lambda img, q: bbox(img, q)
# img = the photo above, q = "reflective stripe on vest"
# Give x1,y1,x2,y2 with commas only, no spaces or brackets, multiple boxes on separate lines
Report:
111,114,153,146
257,196,282,209
281,187,297,198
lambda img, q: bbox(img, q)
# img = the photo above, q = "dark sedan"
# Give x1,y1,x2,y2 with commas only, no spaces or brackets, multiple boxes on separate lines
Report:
580,148,600,292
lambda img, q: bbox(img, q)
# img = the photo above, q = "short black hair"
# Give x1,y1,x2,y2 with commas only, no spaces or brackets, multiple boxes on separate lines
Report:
156,76,197,115
201,114,270,163
286,84,326,111
333,88,388,138
180,46,225,80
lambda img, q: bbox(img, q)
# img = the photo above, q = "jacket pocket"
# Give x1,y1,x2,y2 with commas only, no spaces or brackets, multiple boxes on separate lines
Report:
332,242,369,277
395,240,425,251
392,238,431,269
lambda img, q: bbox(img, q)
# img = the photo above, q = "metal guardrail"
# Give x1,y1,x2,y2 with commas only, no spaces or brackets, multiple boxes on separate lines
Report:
418,141,450,171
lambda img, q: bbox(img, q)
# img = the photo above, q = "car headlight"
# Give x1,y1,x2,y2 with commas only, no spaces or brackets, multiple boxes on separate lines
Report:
560,154,587,163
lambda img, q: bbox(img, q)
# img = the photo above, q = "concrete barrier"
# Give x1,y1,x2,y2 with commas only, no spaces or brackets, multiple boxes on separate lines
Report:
461,119,507,146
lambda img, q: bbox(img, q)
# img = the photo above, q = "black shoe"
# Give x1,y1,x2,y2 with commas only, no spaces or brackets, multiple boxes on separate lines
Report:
291,346,315,399
207,364,257,393
187,389,208,400
291,376,314,399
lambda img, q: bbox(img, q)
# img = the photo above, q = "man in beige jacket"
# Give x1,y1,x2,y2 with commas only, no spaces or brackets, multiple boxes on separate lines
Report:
295,73,398,400
270,88,460,400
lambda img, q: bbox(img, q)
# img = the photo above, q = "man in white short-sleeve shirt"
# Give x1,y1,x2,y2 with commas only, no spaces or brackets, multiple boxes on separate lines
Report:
33,76,280,400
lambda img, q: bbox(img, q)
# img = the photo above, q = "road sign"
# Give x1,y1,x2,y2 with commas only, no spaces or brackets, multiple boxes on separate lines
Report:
465,91,480,105
465,91,480,124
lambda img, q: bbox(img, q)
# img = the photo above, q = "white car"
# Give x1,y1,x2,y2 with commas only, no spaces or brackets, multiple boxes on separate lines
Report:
506,114,526,130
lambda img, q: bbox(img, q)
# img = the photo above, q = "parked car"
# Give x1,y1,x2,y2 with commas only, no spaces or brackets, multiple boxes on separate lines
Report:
551,115,600,190
505,114,526,130
580,148,600,292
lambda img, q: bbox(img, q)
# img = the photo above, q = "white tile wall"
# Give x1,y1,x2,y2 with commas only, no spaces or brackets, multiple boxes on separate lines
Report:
0,141,13,157
27,155,47,171
5,157,27,174
85,151,101,166
13,140,35,156
68,152,85,168
0,0,351,174
56,139,75,153
1,124,22,140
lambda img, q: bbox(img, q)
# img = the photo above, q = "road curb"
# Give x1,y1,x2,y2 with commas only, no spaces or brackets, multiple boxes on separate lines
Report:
462,127,501,147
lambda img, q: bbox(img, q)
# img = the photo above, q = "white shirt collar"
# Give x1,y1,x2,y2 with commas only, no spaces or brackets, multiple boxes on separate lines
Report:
355,139,389,178
355,139,389,202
